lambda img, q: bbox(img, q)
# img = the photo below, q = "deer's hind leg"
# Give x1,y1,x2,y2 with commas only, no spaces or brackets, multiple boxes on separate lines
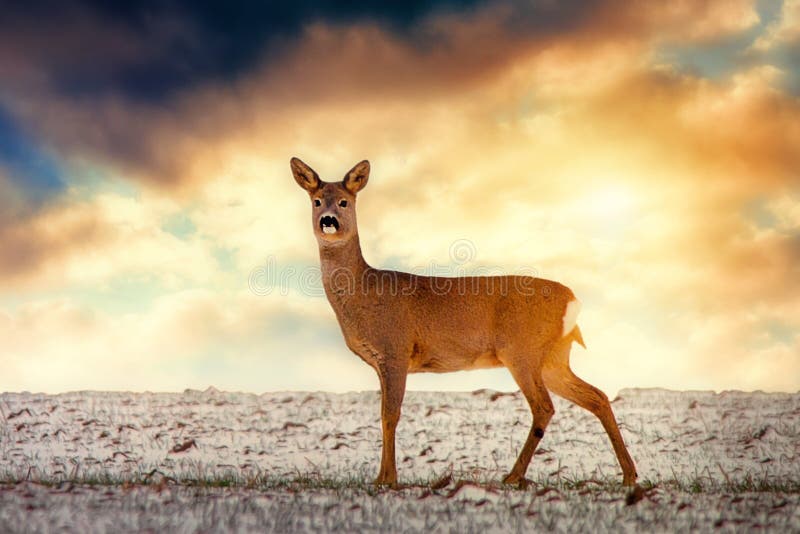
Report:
542,338,638,486
500,349,554,486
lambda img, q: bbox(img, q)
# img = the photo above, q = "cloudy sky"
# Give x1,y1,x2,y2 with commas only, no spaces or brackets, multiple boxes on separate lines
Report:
1,0,798,395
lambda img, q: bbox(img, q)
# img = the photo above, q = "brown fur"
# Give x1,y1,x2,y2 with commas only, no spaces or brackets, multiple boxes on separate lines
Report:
290,157,637,487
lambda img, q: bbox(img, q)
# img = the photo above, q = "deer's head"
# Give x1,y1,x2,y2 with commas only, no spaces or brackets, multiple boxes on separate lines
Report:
291,157,369,245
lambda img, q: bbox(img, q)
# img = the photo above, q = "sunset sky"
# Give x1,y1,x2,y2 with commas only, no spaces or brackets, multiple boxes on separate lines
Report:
1,0,798,395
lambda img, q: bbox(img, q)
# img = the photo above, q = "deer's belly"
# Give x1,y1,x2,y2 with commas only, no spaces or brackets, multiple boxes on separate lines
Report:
408,348,503,373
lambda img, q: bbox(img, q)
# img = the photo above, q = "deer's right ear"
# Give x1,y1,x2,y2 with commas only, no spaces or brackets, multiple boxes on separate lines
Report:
290,157,320,193
343,160,370,194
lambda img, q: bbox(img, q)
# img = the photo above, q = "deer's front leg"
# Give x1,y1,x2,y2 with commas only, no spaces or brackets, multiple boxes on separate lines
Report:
374,364,407,488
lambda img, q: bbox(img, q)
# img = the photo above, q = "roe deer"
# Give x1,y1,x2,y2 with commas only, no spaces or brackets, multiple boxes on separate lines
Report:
290,157,638,488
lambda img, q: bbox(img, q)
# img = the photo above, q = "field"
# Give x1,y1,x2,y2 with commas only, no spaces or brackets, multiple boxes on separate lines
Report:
1,388,798,532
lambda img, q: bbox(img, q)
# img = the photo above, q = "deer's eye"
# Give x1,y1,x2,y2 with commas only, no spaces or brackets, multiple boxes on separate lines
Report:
314,198,321,207
338,199,348,208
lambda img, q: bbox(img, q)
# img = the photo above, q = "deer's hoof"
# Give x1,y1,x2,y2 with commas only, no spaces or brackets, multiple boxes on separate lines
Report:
622,470,638,487
373,477,399,489
502,473,529,488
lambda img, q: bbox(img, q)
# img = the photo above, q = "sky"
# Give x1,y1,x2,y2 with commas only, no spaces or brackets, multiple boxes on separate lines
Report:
1,0,798,395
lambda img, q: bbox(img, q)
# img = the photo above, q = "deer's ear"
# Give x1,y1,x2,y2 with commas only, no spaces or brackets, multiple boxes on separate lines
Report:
343,160,370,194
291,157,320,193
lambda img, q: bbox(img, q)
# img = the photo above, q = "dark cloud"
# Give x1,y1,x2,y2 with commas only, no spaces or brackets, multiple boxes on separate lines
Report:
0,1,622,105
0,0,618,194
0,0,618,191
1,0,499,103
0,0,774,195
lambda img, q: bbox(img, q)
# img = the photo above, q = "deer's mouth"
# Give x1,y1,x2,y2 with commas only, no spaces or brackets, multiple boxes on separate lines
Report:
320,215,340,234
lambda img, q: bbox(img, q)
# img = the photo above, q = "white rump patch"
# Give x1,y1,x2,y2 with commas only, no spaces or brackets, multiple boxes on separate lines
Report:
562,298,581,337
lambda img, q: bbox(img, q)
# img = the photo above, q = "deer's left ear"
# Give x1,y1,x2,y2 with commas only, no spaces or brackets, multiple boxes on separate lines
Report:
291,157,321,193
343,160,370,194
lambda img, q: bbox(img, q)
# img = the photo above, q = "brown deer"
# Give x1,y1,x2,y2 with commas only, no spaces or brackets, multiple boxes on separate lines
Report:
290,157,637,488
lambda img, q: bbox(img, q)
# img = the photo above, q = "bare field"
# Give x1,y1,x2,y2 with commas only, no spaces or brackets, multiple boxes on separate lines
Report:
1,388,798,532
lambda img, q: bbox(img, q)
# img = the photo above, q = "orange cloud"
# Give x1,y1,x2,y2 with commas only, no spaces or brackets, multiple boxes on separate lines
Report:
0,199,109,282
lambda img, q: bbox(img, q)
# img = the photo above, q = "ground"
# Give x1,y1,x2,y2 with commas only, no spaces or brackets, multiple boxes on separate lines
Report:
1,388,798,532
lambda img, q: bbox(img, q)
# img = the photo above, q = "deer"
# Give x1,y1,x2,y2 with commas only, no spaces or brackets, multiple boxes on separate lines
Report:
290,157,638,488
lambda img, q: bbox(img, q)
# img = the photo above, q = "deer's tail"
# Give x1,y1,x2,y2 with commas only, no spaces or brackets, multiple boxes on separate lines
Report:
570,324,586,348
562,297,586,348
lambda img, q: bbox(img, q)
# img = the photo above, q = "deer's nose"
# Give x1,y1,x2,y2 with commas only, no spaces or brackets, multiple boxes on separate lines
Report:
319,214,340,234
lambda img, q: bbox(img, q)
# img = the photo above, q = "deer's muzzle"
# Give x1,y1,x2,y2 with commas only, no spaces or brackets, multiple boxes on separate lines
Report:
320,215,340,234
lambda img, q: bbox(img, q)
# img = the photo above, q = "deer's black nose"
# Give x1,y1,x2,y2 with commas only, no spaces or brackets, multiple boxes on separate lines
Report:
320,215,340,234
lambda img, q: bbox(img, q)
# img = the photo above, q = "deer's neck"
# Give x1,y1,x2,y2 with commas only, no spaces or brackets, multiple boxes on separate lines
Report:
319,235,370,308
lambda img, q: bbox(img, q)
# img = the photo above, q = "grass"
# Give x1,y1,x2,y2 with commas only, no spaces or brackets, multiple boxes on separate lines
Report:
4,468,797,532
2,469,798,495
